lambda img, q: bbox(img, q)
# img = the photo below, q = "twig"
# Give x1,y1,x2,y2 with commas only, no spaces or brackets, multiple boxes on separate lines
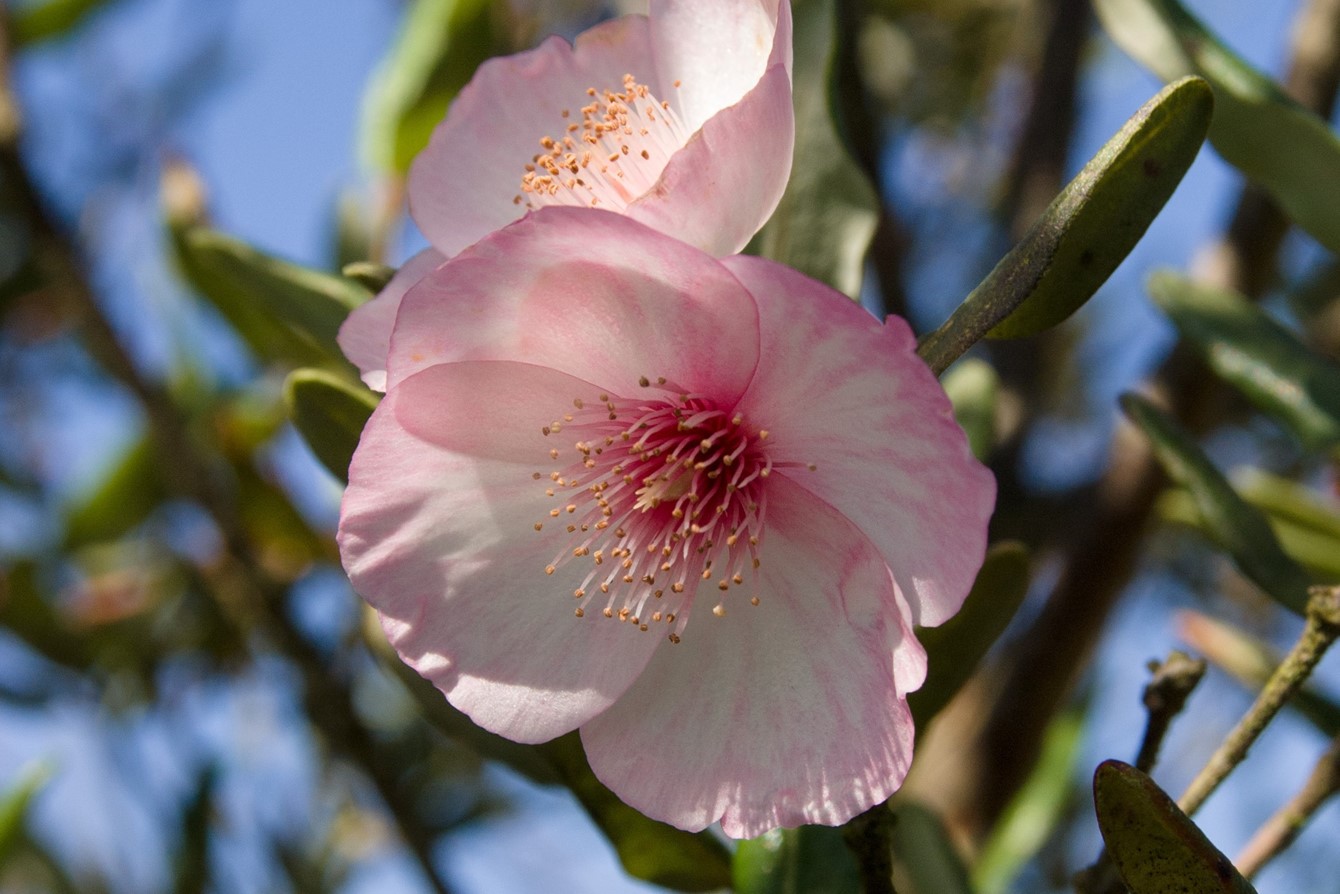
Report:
1235,733,1340,878
1134,651,1207,774
1179,587,1340,817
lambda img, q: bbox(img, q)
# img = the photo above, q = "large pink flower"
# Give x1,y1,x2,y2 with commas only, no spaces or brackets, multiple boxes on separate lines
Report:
338,208,996,837
340,0,794,391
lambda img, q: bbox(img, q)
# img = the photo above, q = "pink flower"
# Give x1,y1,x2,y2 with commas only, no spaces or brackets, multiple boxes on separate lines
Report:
340,0,795,391
337,208,996,837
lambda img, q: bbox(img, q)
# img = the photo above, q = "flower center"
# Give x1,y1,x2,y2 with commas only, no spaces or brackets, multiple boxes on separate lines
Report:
533,377,770,642
515,74,688,213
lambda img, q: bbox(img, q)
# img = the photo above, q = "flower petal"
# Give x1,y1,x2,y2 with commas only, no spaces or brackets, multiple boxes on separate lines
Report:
385,208,761,400
337,248,446,391
408,16,659,257
627,63,793,257
581,474,921,837
723,255,996,627
339,360,662,743
649,0,792,133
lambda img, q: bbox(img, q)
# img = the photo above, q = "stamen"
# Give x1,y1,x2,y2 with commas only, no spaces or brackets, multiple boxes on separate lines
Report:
518,74,690,213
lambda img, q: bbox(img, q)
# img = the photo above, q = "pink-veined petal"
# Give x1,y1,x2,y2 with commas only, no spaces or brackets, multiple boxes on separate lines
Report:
627,63,793,256
337,247,446,391
581,474,921,837
409,16,659,257
385,208,761,399
722,255,996,628
649,0,791,133
339,360,662,743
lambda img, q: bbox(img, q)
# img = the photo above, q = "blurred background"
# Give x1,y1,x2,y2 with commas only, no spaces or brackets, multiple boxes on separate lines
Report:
1,0,1339,891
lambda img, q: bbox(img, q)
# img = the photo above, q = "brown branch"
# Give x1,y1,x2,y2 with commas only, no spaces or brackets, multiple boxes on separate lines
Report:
1235,732,1340,878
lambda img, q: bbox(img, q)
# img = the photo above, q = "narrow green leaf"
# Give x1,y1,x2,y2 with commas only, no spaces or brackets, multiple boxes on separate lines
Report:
910,542,1030,725
342,261,396,294
1094,0,1340,254
9,0,117,46
63,434,167,548
1093,760,1257,894
749,0,878,299
1236,470,1340,580
889,803,974,894
0,763,50,865
1122,393,1312,614
942,358,999,460
974,709,1084,894
917,77,1212,374
361,0,499,175
734,825,861,894
538,735,733,892
173,226,365,367
284,369,379,483
1149,271,1340,451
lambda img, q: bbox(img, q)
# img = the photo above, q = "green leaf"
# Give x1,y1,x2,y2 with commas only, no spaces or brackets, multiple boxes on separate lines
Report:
1092,760,1257,894
917,77,1212,374
0,763,51,865
1122,393,1312,614
284,369,379,483
538,735,733,892
889,803,974,894
9,0,118,46
63,434,167,548
734,825,861,894
910,542,1030,726
172,227,365,367
1094,0,1340,254
1235,469,1340,580
361,0,499,175
749,0,878,299
1149,271,1340,451
342,261,396,294
941,358,1000,460
1178,610,1340,738
974,709,1084,894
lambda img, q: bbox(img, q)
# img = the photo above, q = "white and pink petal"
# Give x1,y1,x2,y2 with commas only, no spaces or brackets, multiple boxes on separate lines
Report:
337,247,446,392
339,361,662,743
722,254,996,628
580,475,921,837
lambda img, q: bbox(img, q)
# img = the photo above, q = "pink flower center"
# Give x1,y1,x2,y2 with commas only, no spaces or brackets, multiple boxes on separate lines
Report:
515,75,688,213
533,377,771,642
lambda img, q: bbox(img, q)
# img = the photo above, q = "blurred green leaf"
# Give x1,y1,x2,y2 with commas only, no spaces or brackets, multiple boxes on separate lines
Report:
1092,760,1257,894
917,77,1212,374
170,767,216,894
361,0,499,175
538,735,732,892
910,542,1030,725
63,434,166,548
750,0,878,299
0,764,50,866
1178,610,1340,738
9,0,118,46
1095,0,1340,254
1234,469,1340,580
341,261,396,294
1150,271,1340,451
172,227,365,368
734,825,861,894
974,709,1083,894
1122,393,1312,614
942,358,999,460
284,369,379,483
889,802,973,894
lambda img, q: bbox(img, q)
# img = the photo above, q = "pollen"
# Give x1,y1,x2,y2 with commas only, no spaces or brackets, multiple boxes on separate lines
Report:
518,74,689,214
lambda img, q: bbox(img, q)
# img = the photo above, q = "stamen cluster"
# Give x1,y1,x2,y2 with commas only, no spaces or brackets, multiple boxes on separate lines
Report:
534,377,770,641
516,74,688,212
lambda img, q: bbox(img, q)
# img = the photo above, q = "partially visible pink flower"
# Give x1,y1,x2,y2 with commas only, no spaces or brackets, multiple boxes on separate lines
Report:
340,0,794,391
338,208,996,837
